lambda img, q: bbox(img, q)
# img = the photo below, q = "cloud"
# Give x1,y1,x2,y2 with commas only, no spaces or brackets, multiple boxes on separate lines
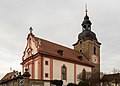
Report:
0,48,22,79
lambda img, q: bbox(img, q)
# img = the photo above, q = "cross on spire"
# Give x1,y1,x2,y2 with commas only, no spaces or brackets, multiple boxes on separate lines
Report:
29,27,33,34
85,4,88,14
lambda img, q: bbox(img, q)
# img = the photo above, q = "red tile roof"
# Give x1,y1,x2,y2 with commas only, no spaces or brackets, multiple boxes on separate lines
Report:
35,37,94,67
1,71,18,80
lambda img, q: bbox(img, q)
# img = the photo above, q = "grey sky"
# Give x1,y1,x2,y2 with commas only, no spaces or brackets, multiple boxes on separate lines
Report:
0,0,120,78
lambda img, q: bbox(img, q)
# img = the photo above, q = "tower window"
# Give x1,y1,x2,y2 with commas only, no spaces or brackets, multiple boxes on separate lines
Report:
61,65,67,80
80,41,82,44
94,47,96,55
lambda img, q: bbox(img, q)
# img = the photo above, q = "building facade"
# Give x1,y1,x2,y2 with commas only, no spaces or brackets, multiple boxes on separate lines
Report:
101,73,120,86
0,69,53,86
21,9,101,86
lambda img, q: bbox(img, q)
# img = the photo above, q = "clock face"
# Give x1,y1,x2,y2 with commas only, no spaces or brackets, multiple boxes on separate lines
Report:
92,55,97,64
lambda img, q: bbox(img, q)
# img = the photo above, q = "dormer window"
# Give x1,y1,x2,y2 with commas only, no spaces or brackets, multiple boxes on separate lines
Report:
78,56,82,61
57,49,63,56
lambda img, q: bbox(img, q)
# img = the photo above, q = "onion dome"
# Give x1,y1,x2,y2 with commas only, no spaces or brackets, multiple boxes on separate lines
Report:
78,29,97,41
81,13,92,29
78,7,97,41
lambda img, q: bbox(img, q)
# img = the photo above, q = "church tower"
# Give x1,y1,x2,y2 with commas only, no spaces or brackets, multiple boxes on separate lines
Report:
73,6,101,85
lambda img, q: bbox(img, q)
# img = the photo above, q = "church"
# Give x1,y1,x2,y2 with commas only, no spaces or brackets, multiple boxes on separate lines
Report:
21,8,101,86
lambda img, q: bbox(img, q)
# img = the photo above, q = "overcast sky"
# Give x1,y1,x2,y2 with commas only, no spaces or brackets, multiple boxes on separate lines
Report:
0,0,120,79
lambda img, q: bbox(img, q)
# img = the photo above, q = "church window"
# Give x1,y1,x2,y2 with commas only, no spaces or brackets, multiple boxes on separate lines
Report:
94,47,96,55
45,73,48,78
61,64,67,80
45,61,48,65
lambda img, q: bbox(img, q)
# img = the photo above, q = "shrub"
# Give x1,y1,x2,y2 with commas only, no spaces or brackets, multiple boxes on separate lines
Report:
67,83,78,86
78,81,89,86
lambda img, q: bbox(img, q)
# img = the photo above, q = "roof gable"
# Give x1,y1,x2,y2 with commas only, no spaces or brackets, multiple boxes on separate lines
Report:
22,34,41,60
1,71,18,80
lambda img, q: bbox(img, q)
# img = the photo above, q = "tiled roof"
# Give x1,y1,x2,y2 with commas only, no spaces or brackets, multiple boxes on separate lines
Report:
1,71,18,80
35,37,94,67
101,73,120,82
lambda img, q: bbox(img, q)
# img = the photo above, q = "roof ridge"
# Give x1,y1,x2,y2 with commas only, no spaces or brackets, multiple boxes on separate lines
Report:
35,36,75,51
1,71,17,80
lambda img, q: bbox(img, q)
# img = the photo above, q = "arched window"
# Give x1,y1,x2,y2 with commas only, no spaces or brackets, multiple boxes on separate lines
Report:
94,46,96,55
61,65,67,80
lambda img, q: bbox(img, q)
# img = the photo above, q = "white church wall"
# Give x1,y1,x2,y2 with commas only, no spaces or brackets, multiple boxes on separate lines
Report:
31,38,38,54
34,60,38,79
29,64,32,79
43,57,50,80
23,36,38,60
53,59,74,85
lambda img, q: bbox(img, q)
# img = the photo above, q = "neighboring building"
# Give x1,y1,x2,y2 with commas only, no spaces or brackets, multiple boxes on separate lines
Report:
101,73,120,86
0,69,52,86
1,70,18,81
21,9,101,86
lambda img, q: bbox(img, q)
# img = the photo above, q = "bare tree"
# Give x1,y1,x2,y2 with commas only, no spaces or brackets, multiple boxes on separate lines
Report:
112,68,120,74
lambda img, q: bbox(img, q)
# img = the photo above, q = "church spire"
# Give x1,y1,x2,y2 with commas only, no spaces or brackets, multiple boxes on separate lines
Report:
81,4,92,31
85,4,88,15
77,5,98,41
